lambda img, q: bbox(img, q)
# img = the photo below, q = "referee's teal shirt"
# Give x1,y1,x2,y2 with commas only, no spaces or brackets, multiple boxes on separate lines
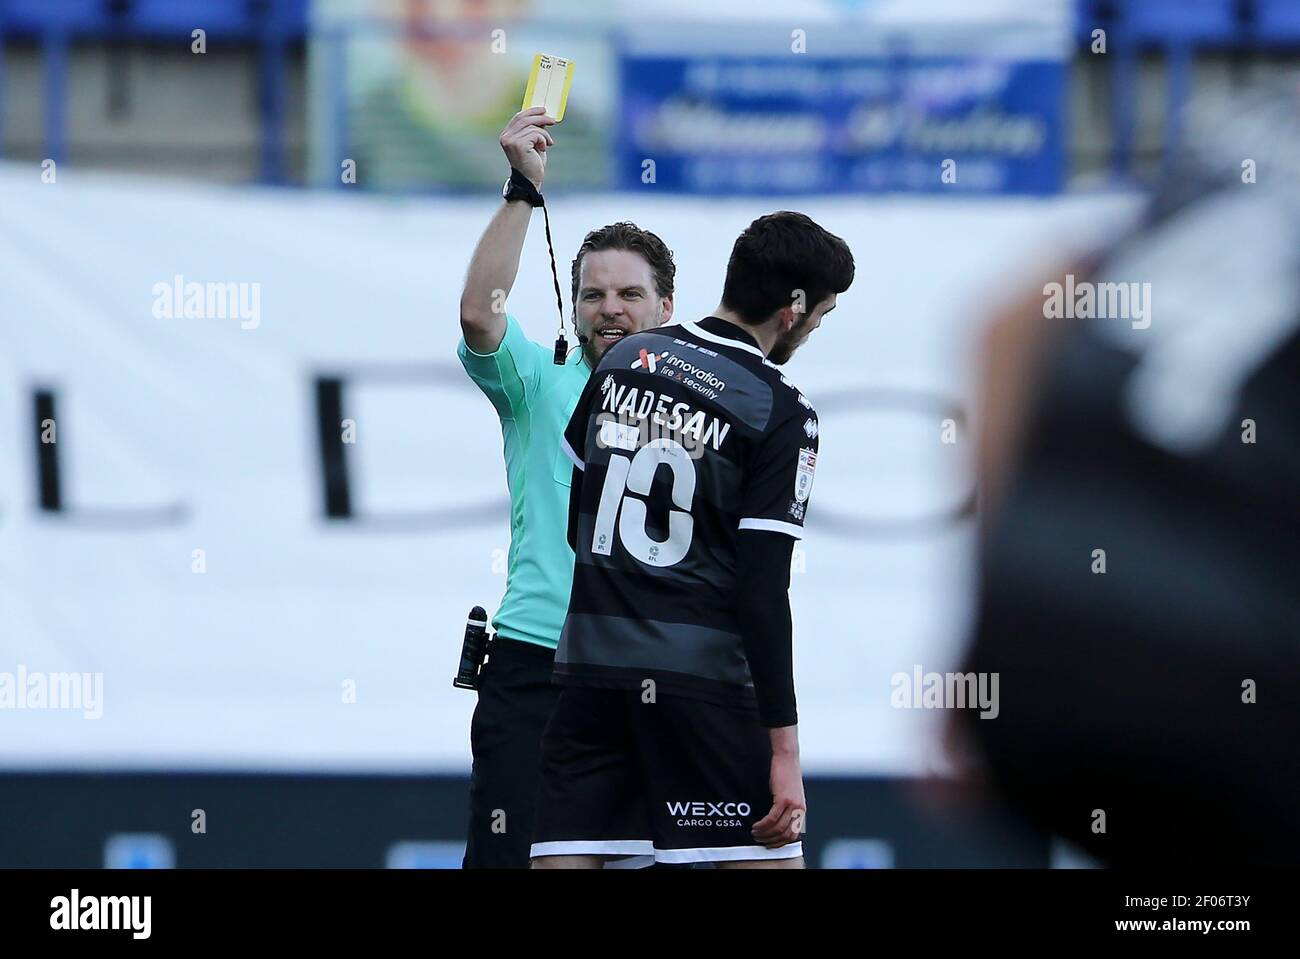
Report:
458,315,591,650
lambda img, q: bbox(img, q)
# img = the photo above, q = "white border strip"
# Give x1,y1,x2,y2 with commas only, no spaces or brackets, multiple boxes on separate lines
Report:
560,436,585,471
654,842,804,864
739,517,805,539
682,320,765,358
602,854,655,870
530,840,653,859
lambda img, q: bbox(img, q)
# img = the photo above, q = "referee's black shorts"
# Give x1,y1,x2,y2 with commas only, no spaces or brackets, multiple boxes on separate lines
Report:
462,636,559,869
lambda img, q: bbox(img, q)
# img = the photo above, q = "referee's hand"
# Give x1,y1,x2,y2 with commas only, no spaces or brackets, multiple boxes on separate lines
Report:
752,750,806,848
500,107,556,190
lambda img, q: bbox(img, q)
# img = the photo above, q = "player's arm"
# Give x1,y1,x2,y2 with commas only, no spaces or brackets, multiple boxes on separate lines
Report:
459,108,556,353
735,410,815,727
736,530,806,849
737,407,818,848
736,530,797,727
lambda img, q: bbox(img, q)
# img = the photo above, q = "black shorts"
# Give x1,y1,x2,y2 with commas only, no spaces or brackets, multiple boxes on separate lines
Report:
463,636,560,869
531,686,803,865
462,638,662,870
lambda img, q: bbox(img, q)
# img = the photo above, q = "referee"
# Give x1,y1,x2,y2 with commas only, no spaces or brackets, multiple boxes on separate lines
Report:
457,107,677,868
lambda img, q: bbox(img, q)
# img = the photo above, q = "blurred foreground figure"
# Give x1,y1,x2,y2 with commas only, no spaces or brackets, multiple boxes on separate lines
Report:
961,80,1300,865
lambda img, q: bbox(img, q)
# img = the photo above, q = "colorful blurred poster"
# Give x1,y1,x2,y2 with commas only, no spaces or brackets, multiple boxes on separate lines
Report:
309,0,614,190
308,0,1069,193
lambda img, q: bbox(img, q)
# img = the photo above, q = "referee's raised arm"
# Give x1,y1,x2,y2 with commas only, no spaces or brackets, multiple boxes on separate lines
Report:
459,107,556,354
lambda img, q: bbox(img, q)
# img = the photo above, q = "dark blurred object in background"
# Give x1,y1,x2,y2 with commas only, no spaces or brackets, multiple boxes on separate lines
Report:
961,78,1300,866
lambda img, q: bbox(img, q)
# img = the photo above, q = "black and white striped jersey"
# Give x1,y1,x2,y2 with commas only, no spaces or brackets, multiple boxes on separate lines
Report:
555,315,819,708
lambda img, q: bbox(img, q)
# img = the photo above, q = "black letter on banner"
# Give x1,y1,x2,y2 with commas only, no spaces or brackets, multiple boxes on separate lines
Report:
29,387,185,525
34,389,61,511
315,376,352,518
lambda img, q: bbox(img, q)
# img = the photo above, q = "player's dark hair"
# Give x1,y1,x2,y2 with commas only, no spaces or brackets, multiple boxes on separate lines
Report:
570,222,676,306
720,212,854,325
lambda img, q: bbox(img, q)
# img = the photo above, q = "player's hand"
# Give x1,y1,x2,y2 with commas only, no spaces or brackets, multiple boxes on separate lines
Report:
499,107,556,190
752,750,806,848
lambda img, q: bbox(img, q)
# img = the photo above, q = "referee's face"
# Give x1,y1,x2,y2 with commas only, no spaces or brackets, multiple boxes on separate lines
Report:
575,249,671,363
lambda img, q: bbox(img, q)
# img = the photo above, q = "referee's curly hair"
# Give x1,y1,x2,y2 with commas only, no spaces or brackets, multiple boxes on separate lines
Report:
570,222,676,307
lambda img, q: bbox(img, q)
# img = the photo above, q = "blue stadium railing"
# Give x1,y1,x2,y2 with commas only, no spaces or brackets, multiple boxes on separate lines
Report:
0,0,308,182
2,1,1300,185
1078,0,1300,175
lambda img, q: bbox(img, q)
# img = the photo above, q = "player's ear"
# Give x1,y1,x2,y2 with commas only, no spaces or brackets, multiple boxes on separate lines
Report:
657,296,673,326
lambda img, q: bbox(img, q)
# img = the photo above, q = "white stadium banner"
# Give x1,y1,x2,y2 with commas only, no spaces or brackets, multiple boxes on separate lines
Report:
0,164,1137,773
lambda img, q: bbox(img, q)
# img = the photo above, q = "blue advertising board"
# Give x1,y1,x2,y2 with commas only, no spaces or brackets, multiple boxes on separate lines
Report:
618,51,1065,195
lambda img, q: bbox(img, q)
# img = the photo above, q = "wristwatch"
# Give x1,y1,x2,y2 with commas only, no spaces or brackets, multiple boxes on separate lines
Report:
502,167,545,207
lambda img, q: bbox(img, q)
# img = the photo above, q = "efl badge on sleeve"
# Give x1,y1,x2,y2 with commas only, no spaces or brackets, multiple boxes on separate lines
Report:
795,448,817,503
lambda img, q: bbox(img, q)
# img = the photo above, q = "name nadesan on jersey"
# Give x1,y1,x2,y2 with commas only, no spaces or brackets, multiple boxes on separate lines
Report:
597,375,731,457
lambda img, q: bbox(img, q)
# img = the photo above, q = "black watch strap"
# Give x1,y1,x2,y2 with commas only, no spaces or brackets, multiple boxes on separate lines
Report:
503,167,545,207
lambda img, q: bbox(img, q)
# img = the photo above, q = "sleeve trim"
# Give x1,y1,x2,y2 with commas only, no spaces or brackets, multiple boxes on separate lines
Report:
738,518,803,538
561,436,585,471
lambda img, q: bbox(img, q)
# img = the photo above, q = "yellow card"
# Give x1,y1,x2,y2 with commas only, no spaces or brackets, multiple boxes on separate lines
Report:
522,53,575,122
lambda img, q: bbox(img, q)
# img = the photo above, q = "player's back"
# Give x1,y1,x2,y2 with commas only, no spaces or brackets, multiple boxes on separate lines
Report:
555,316,818,709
